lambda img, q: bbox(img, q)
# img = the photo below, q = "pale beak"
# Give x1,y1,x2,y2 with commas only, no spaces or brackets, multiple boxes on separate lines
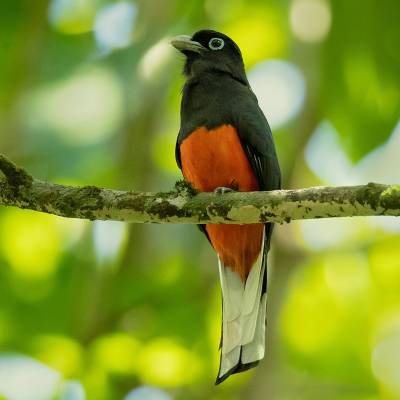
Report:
170,35,207,53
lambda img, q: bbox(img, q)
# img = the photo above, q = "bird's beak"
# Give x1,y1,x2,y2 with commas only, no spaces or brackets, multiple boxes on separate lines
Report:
170,35,207,54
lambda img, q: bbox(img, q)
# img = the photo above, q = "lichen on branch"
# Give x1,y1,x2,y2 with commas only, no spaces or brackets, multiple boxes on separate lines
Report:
0,155,33,187
0,154,399,224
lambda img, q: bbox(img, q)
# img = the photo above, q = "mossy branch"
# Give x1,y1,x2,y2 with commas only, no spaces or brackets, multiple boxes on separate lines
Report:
0,154,399,224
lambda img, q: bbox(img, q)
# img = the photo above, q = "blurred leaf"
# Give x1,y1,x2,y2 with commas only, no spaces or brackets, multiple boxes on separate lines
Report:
321,0,400,160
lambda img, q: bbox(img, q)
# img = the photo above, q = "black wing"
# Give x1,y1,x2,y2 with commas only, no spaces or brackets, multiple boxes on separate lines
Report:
233,86,281,290
234,89,281,192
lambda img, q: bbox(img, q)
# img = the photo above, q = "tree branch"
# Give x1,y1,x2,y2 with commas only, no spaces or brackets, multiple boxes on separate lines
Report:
0,154,399,224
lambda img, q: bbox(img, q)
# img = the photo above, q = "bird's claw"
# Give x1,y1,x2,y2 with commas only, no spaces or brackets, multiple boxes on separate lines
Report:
214,187,234,194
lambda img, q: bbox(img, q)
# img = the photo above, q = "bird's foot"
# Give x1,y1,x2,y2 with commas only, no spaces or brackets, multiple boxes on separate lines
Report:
214,186,235,194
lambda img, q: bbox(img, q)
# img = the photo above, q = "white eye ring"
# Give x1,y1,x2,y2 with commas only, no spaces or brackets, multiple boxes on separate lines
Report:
208,37,224,50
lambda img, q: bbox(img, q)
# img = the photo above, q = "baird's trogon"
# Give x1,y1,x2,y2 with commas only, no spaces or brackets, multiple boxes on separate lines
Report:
171,30,281,384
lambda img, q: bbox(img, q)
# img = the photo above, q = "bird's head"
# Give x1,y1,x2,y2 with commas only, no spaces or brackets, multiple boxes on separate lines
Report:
171,30,248,85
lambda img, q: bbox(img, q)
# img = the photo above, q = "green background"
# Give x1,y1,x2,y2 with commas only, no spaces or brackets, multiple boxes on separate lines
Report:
0,0,399,399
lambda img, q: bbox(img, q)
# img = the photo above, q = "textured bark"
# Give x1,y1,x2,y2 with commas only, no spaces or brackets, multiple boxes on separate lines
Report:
1,154,399,224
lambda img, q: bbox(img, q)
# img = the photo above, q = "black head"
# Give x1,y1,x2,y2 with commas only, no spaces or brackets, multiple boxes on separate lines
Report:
171,30,248,85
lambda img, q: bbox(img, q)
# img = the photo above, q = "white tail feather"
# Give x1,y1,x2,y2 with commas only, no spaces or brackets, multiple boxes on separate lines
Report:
242,293,267,363
217,230,266,379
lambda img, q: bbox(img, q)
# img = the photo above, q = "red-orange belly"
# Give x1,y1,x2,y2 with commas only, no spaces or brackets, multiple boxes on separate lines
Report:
180,124,263,281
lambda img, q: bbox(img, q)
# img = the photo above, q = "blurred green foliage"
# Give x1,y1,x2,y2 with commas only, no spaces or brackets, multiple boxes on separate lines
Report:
0,0,399,399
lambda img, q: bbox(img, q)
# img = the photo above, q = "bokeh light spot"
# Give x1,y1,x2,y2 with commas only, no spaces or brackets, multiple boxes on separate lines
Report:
305,120,354,185
92,333,140,375
355,120,400,185
0,355,61,400
49,0,101,35
32,335,83,378
290,0,331,43
370,238,400,290
93,221,127,265
125,386,172,400
94,2,137,54
21,66,124,146
298,218,365,250
248,60,306,129
323,254,371,300
204,0,244,23
223,7,286,65
372,332,400,396
0,210,61,280
59,380,86,400
138,338,201,386
281,262,342,353
82,367,110,400
139,39,175,81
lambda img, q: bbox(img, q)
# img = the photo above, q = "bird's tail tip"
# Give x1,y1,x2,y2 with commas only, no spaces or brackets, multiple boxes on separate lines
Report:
215,358,260,385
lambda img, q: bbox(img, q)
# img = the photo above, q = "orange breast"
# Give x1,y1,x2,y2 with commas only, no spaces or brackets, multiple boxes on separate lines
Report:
180,125,263,281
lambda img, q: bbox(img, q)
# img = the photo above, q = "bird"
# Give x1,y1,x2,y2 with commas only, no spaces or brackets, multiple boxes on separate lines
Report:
171,30,281,384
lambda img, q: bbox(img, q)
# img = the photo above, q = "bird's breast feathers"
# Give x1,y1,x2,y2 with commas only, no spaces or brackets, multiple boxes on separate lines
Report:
179,124,263,280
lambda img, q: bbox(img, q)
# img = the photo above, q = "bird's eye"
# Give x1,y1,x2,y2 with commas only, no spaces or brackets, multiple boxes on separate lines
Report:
208,37,224,50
